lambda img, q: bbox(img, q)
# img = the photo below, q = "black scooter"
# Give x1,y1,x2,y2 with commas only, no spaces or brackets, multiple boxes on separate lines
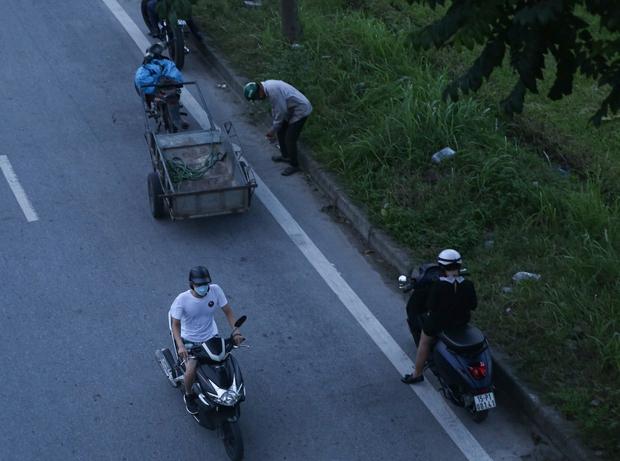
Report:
156,315,248,460
399,265,495,422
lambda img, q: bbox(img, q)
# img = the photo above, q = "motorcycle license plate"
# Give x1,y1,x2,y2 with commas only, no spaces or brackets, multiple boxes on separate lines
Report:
474,392,496,411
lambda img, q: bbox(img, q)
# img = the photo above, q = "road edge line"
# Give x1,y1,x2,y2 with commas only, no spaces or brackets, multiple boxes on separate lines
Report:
0,155,39,222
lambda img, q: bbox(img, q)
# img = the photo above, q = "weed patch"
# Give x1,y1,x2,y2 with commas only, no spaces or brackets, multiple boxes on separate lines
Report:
194,0,620,455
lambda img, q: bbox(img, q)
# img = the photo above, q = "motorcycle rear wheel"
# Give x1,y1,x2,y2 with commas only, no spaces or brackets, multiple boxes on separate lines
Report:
222,421,244,461
159,102,174,133
471,409,489,423
464,393,490,423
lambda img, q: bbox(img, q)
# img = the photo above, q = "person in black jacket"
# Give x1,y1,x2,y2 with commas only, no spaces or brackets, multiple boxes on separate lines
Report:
402,249,477,384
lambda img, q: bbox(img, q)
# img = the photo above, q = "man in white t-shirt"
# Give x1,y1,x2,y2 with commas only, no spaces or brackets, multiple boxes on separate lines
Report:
169,266,244,415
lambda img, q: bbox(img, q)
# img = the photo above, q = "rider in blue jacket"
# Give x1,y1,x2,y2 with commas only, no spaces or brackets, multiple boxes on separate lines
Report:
134,43,183,100
134,43,187,129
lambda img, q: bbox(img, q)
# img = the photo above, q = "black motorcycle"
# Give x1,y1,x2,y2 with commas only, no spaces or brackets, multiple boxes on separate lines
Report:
142,78,187,134
156,316,248,460
140,0,191,69
399,265,496,422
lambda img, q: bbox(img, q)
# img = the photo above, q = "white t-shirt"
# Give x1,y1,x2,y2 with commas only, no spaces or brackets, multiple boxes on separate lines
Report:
169,284,228,342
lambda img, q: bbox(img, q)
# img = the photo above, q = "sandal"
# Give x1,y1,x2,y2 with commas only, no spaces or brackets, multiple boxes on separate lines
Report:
401,373,424,384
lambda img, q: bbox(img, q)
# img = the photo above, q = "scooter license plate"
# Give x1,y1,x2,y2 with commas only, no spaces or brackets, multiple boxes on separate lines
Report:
474,392,496,411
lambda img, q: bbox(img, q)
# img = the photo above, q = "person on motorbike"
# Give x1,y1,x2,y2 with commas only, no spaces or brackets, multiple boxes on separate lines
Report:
170,266,245,415
134,43,188,129
145,0,204,40
401,249,478,384
146,0,161,37
134,42,183,106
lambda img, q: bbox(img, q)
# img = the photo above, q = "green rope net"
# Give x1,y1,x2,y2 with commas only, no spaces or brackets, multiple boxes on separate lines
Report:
166,152,227,183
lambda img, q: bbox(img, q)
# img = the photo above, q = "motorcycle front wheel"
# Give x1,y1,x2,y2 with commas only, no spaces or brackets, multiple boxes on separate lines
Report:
167,24,185,70
222,421,244,461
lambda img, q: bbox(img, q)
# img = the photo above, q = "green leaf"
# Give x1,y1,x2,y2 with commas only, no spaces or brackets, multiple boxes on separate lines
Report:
409,0,620,122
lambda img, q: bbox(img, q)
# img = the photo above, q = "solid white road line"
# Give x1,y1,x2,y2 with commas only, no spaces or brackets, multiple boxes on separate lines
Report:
99,1,493,459
253,177,492,461
0,155,39,222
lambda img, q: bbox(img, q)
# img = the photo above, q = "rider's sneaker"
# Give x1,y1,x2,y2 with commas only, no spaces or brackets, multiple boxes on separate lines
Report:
184,393,199,415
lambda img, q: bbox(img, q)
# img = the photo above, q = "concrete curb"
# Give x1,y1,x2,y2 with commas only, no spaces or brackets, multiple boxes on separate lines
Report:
192,35,596,461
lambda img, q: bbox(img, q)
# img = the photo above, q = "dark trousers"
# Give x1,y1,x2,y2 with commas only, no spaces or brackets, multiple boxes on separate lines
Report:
277,117,307,167
147,0,159,32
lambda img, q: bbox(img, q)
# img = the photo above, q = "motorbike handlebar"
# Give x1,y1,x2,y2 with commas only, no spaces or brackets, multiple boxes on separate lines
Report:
140,80,196,90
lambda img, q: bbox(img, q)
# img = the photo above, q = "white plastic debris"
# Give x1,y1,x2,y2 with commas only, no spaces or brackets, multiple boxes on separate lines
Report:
512,272,542,282
431,147,456,163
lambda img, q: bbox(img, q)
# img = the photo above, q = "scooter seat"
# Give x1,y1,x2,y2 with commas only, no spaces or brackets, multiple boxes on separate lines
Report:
440,325,487,352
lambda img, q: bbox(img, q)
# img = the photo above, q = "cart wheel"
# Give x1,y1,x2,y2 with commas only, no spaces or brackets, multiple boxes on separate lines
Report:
148,172,166,219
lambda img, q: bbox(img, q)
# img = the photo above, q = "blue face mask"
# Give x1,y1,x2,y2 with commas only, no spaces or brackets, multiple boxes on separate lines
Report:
194,284,210,297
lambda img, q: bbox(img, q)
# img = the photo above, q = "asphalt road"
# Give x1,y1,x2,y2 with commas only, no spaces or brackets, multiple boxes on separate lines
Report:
0,1,539,460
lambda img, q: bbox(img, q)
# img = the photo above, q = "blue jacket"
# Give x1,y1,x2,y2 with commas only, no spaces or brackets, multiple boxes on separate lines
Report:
134,58,184,95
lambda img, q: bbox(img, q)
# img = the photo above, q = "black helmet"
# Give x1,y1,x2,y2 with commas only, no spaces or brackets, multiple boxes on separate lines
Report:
189,266,211,285
143,42,165,63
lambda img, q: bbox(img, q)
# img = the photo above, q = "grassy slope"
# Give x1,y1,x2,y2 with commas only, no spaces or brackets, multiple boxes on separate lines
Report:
193,0,620,454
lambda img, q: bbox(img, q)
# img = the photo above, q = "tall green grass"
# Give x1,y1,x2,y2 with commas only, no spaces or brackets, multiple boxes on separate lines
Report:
194,0,620,454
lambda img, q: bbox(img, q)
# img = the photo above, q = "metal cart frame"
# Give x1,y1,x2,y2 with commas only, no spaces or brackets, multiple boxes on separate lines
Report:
142,82,257,220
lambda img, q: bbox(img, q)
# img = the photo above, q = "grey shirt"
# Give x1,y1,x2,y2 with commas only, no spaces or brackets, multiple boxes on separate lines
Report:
262,80,312,131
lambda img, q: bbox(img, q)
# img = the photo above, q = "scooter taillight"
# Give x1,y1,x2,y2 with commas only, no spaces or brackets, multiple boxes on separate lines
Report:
468,362,487,380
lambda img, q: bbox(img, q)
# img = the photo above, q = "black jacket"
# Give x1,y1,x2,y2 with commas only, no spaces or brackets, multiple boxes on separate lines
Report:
422,277,477,336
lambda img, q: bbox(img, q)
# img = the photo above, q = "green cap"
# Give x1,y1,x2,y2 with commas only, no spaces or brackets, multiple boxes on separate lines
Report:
244,81,259,100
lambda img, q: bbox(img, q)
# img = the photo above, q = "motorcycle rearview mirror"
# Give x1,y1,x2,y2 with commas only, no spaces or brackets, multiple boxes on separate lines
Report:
234,315,247,329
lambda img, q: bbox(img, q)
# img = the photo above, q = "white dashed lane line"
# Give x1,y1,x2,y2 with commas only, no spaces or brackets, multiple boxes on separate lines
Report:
0,155,39,222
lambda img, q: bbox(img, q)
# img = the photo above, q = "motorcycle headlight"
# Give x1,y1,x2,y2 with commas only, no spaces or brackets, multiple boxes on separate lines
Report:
214,390,240,406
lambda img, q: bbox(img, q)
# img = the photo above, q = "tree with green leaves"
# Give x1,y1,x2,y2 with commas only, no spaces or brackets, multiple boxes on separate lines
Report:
408,0,620,125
